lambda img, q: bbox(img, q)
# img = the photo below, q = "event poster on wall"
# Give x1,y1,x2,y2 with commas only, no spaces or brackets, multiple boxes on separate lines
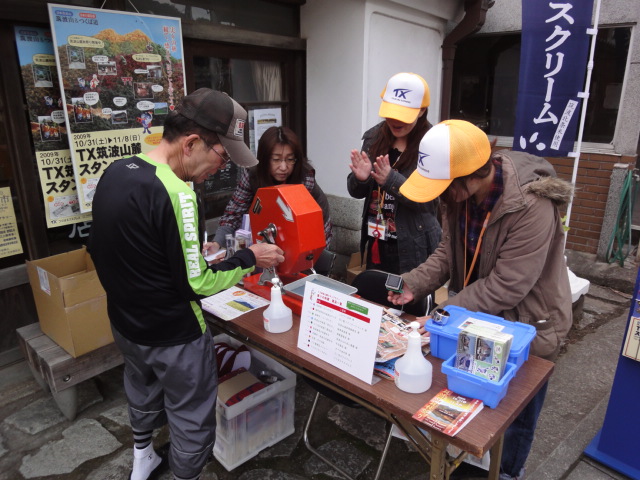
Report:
0,187,24,259
14,26,92,228
48,4,186,212
248,107,282,155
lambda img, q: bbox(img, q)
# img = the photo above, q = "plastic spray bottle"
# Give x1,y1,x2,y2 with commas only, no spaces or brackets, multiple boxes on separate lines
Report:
224,233,235,260
263,285,293,333
394,321,432,393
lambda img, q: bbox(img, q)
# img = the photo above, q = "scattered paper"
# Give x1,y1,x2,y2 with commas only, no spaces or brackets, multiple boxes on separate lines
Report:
201,286,270,321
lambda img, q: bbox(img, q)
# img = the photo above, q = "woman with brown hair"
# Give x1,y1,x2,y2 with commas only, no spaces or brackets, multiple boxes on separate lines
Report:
209,125,332,252
347,72,441,276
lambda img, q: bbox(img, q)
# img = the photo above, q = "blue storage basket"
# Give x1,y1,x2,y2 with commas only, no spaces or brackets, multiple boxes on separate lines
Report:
426,305,536,372
442,354,516,408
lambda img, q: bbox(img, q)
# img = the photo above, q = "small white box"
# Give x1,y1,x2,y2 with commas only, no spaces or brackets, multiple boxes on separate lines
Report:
213,334,296,471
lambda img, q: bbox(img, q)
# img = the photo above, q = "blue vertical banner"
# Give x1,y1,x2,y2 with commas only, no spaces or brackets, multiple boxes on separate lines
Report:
512,1,594,157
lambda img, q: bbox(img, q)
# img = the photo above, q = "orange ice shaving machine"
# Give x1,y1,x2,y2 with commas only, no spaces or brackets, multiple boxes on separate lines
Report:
243,184,326,314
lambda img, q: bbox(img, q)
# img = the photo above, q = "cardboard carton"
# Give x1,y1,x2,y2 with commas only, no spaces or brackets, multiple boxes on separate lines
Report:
25,246,112,357
346,252,365,285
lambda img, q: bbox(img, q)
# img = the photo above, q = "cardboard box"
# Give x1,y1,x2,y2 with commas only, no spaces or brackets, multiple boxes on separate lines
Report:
26,246,113,357
346,252,365,285
218,370,263,405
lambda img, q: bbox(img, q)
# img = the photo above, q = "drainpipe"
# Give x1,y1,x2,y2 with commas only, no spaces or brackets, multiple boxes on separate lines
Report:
440,0,494,121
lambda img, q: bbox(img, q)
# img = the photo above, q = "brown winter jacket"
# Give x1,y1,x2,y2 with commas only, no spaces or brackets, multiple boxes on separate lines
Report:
402,150,573,361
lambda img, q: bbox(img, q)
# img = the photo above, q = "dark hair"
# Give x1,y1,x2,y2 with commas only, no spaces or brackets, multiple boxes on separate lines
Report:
254,126,310,188
161,111,220,146
440,156,496,205
367,109,432,171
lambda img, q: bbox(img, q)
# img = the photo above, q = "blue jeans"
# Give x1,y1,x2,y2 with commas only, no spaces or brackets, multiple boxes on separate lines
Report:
501,381,549,477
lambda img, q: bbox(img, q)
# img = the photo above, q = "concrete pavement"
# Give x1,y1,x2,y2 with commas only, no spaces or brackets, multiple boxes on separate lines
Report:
0,250,637,480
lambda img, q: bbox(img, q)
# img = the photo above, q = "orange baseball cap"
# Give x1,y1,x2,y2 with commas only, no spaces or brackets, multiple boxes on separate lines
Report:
400,120,491,203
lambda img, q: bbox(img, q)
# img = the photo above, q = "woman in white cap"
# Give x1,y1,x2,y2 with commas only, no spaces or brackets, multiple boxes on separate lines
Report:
388,119,574,480
347,72,441,277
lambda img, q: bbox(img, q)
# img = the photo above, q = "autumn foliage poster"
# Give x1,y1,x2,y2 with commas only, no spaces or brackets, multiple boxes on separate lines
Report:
14,26,92,228
48,4,186,212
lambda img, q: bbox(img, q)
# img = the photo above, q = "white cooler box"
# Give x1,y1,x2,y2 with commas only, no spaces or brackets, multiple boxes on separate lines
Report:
213,334,296,471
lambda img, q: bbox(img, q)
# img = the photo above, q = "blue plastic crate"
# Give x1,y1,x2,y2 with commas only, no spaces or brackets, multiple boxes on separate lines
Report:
442,354,516,408
425,305,536,372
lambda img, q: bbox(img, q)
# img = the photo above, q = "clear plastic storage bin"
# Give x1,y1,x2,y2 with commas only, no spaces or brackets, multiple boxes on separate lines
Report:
213,334,296,471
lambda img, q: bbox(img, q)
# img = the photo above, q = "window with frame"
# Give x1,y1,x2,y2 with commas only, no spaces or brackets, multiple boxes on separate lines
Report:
126,0,300,37
193,55,286,213
450,27,631,145
0,1,305,265
184,40,304,221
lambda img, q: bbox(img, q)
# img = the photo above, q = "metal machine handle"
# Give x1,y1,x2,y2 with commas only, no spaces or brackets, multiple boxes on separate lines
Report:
258,223,277,245
257,223,283,288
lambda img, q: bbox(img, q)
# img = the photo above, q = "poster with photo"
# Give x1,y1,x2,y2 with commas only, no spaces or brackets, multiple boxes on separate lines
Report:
0,187,24,259
248,107,282,155
14,26,92,228
48,4,186,212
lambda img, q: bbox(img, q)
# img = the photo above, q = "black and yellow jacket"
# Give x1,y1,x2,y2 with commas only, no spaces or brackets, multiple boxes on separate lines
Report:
89,153,254,346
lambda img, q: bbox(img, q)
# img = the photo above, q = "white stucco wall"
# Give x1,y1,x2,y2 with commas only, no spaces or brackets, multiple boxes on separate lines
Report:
301,0,461,197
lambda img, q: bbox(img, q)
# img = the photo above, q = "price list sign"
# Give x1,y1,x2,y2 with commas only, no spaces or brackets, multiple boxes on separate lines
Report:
298,283,383,384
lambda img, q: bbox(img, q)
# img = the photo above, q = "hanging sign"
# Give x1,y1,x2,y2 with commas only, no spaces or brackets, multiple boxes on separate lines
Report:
248,107,282,155
14,26,92,228
512,1,594,157
48,4,186,212
0,187,24,259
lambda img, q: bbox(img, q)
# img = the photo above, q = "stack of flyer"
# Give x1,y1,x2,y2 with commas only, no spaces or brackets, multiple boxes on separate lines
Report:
455,324,512,382
374,310,430,380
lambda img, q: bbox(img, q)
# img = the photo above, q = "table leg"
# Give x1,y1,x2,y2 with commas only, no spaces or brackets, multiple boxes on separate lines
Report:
51,386,78,421
430,435,448,480
488,435,504,480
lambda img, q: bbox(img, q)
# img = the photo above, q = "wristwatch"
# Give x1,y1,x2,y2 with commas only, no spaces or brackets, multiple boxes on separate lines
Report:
432,308,450,326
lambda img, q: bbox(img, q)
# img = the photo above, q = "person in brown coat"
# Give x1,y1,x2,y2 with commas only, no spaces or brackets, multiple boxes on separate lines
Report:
389,119,573,479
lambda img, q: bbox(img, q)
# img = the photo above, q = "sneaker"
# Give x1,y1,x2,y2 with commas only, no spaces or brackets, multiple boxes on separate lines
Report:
128,443,169,480
499,467,525,480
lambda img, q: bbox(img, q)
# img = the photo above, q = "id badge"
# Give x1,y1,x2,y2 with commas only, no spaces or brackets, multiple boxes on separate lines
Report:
367,220,386,240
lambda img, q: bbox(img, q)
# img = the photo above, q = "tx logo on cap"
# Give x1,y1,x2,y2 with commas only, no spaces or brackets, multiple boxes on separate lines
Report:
393,88,411,99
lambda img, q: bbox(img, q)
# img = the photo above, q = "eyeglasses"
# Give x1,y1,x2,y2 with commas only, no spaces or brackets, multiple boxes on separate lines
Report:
212,147,231,169
270,156,297,165
202,137,231,168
